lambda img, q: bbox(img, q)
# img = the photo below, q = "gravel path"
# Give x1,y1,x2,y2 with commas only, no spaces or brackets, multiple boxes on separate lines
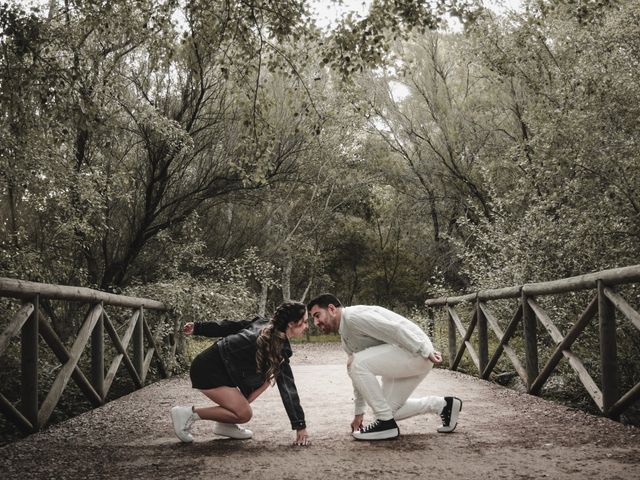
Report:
0,342,638,479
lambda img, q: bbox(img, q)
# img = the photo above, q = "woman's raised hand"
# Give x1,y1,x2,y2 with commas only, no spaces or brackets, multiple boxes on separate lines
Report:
183,322,194,336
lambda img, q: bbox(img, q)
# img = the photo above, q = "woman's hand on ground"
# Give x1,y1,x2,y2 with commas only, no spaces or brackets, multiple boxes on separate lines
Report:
294,428,310,446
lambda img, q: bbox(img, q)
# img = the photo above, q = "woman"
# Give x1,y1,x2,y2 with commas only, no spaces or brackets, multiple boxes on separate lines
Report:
170,301,310,446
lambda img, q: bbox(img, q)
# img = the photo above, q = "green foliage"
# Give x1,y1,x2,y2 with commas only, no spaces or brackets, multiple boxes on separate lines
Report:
0,0,328,291
1,0,637,308
453,0,640,290
322,0,473,79
125,254,259,369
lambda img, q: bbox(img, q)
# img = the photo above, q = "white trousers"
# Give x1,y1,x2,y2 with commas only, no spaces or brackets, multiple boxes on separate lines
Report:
348,344,446,421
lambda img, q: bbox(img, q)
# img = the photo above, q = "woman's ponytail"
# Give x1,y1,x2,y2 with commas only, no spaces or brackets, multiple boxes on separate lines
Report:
256,301,306,382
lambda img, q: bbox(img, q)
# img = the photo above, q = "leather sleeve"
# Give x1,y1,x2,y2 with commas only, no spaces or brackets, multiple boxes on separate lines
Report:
276,360,306,430
193,317,260,338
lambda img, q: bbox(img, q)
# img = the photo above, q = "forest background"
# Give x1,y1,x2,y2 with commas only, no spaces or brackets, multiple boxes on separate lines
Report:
1,0,640,434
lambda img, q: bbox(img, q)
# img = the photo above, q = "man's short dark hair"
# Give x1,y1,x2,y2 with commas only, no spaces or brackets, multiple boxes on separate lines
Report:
307,293,342,311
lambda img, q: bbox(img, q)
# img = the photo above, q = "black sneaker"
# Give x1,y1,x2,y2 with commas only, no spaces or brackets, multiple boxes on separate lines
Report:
437,396,462,433
352,418,399,441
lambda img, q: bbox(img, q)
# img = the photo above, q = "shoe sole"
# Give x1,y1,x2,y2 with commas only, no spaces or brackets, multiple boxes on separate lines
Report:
352,428,400,441
213,422,253,439
437,397,462,433
170,408,193,443
213,431,253,440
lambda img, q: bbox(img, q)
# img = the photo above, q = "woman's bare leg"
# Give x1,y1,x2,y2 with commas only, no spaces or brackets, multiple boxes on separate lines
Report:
194,386,252,424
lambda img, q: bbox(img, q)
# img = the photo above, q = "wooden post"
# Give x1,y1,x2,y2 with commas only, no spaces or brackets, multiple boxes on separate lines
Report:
21,294,39,431
522,292,539,392
598,280,618,418
477,300,489,377
447,306,457,368
133,306,144,382
91,302,105,402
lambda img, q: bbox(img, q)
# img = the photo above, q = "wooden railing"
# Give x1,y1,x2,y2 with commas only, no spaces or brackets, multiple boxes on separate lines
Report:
0,278,170,433
425,265,640,420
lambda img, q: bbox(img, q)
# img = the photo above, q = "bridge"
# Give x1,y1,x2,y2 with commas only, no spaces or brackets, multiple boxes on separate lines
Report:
0,343,638,479
1,266,640,478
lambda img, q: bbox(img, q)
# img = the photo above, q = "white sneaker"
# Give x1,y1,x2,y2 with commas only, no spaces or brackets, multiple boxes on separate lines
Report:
171,405,198,442
213,422,253,439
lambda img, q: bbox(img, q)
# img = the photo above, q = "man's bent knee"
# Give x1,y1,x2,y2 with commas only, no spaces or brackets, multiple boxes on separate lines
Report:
348,356,370,378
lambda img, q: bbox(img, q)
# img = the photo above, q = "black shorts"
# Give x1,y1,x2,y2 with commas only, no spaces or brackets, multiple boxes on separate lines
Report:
189,343,236,390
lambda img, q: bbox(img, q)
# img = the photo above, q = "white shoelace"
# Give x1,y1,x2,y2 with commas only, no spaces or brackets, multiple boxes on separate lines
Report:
360,420,381,433
184,414,197,432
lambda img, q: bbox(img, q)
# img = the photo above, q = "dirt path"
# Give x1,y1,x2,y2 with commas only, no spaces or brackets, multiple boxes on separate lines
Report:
1,342,638,479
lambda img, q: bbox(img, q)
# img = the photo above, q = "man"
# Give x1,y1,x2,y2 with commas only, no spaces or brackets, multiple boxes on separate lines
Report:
308,293,462,441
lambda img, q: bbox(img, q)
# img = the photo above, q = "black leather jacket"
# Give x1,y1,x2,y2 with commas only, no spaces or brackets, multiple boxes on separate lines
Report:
193,316,306,430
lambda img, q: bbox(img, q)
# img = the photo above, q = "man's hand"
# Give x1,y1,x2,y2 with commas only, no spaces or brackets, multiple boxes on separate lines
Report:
183,322,194,336
294,428,311,446
428,350,443,364
351,414,364,432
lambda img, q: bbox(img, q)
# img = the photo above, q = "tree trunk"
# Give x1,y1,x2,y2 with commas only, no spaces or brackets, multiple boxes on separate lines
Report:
6,184,19,248
281,245,292,301
300,277,312,303
258,281,268,317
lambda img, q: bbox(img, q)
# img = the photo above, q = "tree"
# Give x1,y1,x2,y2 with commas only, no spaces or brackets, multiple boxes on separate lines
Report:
322,0,472,78
0,1,315,291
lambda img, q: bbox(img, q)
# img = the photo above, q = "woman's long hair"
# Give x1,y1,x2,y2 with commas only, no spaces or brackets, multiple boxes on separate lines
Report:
255,301,306,382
